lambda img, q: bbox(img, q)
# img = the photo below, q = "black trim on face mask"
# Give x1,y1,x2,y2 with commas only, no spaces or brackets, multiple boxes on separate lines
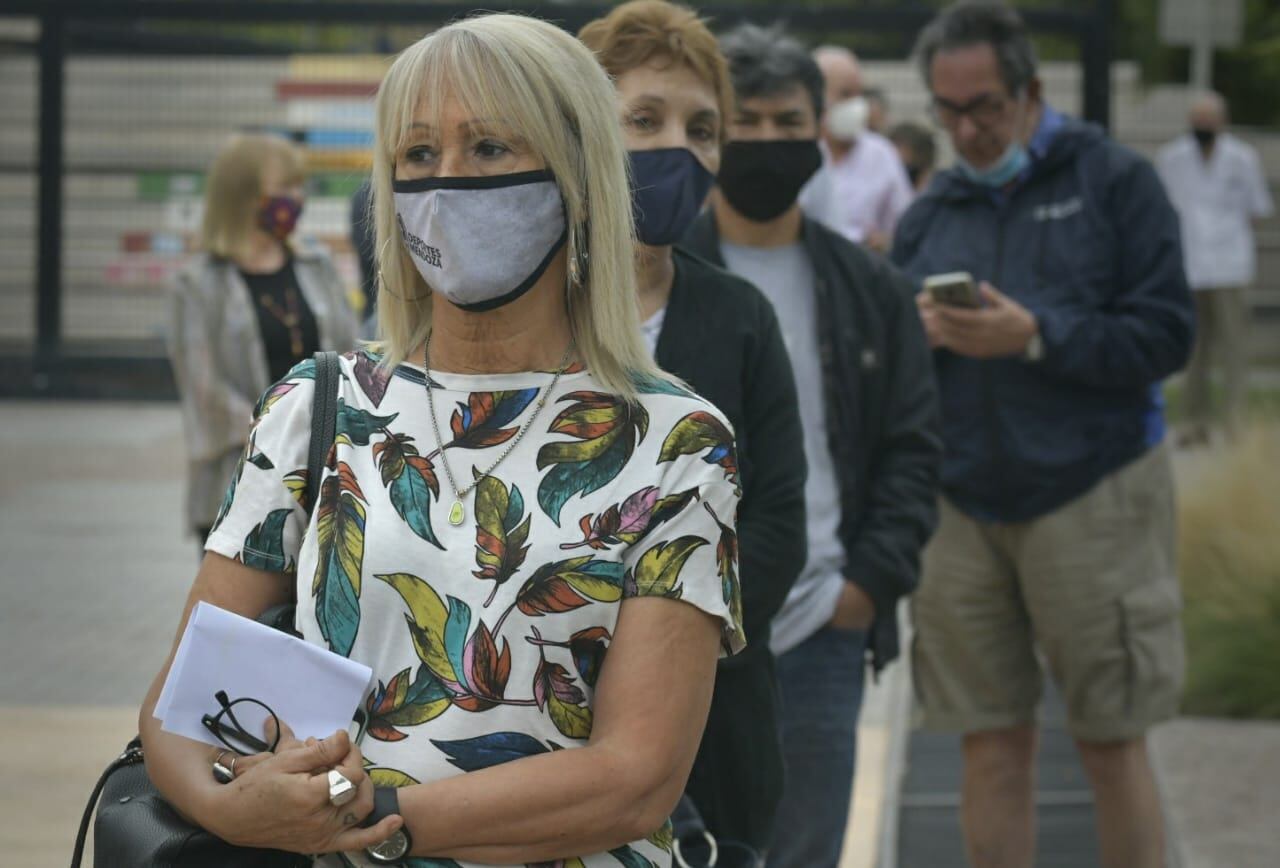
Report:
392,169,555,194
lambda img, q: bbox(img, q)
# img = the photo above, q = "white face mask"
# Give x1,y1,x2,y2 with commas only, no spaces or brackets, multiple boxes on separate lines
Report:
826,96,869,143
392,170,567,312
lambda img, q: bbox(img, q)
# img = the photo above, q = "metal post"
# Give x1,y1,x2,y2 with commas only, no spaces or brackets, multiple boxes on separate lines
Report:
35,9,66,375
1189,0,1214,90
1081,0,1113,132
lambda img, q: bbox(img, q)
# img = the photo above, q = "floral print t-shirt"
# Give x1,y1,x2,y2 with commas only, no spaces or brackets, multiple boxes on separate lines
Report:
205,349,745,868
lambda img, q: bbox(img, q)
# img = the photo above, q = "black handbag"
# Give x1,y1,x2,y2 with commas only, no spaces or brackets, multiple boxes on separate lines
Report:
70,351,340,868
670,795,764,868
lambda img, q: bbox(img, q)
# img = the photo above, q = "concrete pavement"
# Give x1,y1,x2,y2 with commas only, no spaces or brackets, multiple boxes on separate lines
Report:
0,402,194,866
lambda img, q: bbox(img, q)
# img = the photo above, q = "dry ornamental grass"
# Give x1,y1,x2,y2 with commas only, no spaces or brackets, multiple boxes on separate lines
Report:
1177,426,1280,718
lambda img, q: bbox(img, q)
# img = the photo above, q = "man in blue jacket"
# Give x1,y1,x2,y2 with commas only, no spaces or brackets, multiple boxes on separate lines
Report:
891,4,1194,868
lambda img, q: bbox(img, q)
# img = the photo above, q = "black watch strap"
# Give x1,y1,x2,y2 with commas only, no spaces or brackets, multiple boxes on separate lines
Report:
359,786,401,829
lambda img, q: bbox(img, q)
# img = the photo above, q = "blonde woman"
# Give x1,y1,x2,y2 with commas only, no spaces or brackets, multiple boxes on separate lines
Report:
140,13,744,868
169,133,359,546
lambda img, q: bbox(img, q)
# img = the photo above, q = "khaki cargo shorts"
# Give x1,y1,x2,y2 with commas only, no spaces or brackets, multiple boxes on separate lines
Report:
912,443,1185,743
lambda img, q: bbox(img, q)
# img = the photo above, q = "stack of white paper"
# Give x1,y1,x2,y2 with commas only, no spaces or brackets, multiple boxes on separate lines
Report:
155,602,374,751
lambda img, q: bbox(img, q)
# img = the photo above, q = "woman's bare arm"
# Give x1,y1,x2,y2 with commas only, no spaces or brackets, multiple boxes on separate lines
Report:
396,595,722,863
137,553,400,854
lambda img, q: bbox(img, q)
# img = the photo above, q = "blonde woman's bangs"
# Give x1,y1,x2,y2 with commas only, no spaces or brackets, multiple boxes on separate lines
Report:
382,25,585,209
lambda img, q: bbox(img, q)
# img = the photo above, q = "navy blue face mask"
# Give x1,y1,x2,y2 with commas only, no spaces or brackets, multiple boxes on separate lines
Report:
628,147,716,246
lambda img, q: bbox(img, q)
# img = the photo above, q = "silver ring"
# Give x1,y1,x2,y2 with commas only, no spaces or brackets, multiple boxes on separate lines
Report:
212,750,235,785
327,769,357,807
672,831,718,868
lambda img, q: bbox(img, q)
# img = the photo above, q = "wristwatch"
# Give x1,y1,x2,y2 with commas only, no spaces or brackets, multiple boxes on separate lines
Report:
361,786,412,864
1023,330,1045,363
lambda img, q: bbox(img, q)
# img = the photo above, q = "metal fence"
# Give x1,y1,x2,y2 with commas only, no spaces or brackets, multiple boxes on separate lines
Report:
0,0,1114,398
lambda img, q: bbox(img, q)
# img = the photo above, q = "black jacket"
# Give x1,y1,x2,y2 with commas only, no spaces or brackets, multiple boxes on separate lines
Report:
683,213,942,672
891,118,1193,521
656,248,808,849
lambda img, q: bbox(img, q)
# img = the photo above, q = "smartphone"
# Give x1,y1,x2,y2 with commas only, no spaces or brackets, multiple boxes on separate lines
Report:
923,271,981,309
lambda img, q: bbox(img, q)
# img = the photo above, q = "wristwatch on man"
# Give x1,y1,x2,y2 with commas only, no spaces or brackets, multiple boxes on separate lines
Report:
1023,329,1045,363
360,786,412,864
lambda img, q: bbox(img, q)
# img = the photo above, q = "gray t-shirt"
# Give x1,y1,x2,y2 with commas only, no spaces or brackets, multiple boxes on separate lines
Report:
720,240,848,655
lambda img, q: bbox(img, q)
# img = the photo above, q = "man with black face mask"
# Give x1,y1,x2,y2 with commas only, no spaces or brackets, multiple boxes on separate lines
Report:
681,22,942,868
1157,91,1274,445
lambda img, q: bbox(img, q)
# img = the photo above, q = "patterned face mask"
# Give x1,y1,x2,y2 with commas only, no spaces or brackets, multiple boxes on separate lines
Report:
392,170,568,312
257,195,303,240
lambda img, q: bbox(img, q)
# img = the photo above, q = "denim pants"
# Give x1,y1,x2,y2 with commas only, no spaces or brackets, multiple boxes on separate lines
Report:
766,626,869,868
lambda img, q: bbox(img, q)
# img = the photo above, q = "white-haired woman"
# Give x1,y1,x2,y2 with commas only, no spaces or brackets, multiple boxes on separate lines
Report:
169,133,359,549
139,13,744,868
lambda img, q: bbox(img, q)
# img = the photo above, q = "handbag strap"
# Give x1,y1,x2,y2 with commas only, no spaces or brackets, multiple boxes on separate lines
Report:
306,350,341,514
70,738,143,868
256,350,339,635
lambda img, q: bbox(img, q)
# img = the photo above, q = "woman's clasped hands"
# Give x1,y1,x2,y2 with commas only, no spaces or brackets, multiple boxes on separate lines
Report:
203,719,403,856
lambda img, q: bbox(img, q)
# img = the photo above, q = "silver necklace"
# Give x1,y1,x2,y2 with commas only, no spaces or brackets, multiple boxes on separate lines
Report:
424,334,574,527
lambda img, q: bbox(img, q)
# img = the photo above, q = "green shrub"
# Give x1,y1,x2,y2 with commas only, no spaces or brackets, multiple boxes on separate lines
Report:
1177,427,1280,718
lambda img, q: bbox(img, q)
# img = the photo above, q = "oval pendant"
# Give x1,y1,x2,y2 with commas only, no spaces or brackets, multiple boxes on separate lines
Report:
449,500,465,526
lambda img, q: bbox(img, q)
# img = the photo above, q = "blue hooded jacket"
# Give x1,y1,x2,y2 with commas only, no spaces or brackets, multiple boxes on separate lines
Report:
891,114,1194,522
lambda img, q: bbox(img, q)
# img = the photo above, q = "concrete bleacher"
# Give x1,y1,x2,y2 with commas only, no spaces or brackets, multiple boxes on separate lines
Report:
2,51,1278,357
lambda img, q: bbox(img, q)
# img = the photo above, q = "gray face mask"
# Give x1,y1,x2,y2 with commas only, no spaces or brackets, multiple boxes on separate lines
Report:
392,170,567,312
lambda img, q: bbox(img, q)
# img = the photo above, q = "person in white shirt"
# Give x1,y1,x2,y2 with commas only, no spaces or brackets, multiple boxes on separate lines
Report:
1157,91,1275,443
798,46,914,253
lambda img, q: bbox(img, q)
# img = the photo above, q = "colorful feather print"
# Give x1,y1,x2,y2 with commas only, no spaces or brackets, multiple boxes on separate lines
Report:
608,846,660,868
238,508,294,573
447,389,538,450
210,430,273,534
252,357,315,418
704,501,744,635
623,536,709,600
560,485,699,551
351,349,392,407
531,627,593,740
472,472,533,605
658,411,739,491
514,556,627,616
373,431,443,548
334,400,399,448
536,392,650,525
312,462,367,656
431,731,560,772
364,664,450,742
376,572,513,712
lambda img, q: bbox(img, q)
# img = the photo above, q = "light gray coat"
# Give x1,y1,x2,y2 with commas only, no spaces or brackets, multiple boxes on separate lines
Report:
167,241,359,531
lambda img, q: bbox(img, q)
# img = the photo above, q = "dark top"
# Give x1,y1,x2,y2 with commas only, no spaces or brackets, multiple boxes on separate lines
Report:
890,117,1194,522
656,247,808,849
242,258,321,383
683,213,942,675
